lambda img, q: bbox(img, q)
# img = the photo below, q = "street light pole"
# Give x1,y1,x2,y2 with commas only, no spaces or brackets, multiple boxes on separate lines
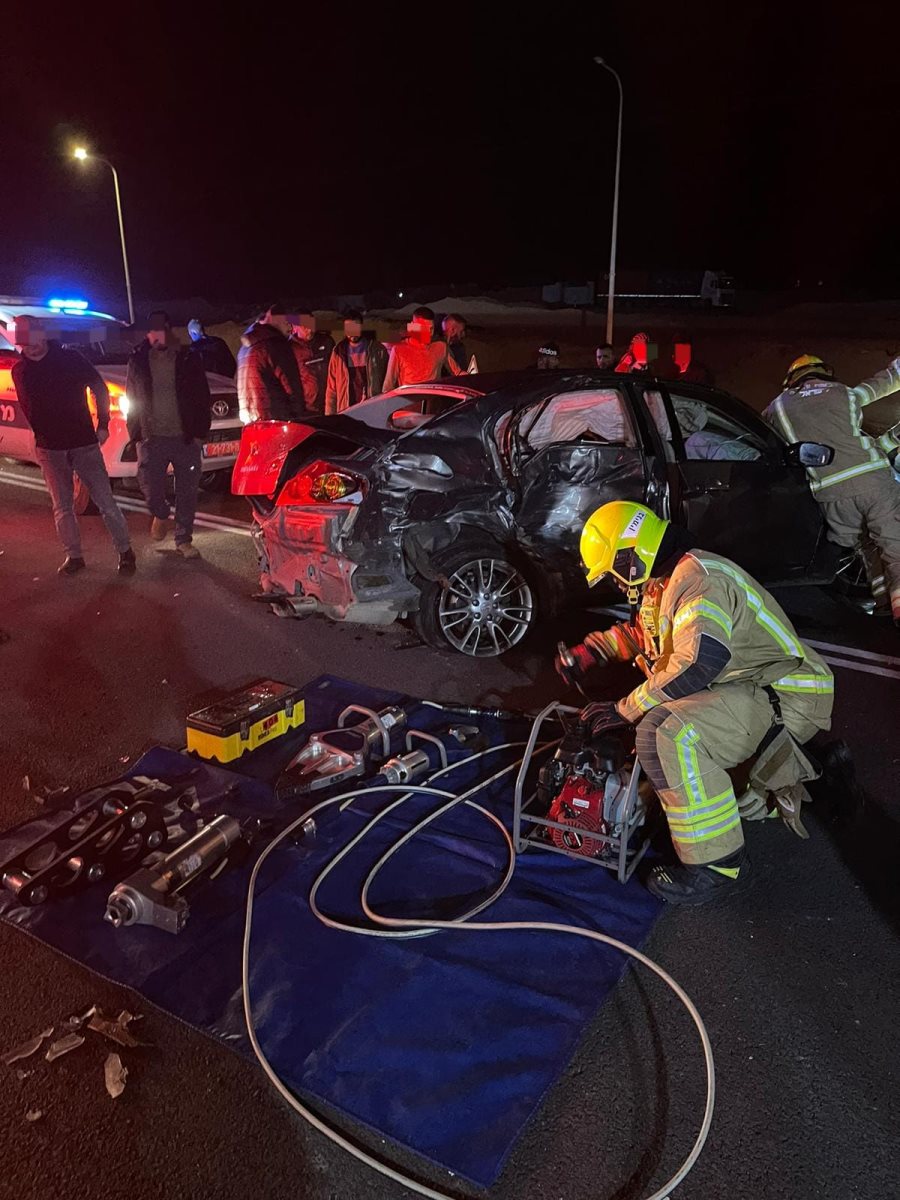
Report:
593,58,623,346
73,148,135,326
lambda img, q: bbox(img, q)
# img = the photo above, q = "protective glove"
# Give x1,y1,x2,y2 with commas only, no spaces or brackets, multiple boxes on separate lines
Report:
555,642,597,686
579,701,630,739
96,426,110,446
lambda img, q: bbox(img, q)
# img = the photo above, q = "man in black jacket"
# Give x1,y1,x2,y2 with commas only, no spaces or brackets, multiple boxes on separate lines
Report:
187,318,236,378
11,317,135,576
125,311,212,559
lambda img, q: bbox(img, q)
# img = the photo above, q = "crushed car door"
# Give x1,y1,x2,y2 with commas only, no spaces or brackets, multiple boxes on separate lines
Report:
510,385,652,577
635,383,827,583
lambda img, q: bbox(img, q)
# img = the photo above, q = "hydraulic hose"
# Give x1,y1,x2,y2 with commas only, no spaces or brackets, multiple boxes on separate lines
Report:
243,740,715,1200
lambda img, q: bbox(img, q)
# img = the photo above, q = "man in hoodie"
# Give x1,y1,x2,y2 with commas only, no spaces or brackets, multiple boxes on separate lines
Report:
236,304,305,422
11,316,135,576
289,311,334,415
325,311,388,415
125,311,212,559
383,306,465,390
187,318,236,378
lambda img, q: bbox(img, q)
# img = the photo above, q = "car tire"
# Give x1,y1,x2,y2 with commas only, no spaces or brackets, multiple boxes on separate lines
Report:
412,541,538,657
198,468,232,493
73,475,99,516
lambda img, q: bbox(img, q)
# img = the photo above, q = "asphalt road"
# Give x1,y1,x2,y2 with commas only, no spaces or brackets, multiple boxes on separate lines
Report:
0,467,898,1200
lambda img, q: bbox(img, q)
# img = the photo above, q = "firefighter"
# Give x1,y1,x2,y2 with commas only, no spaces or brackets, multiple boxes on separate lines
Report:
764,354,900,629
555,501,834,905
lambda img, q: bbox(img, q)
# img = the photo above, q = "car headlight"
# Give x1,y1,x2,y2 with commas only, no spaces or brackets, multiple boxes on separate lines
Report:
118,393,131,417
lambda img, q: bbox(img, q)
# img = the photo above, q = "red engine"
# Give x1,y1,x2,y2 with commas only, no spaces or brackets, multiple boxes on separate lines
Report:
547,775,609,858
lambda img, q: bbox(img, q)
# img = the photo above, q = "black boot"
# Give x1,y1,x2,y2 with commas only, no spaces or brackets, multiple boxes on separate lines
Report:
58,556,86,576
117,548,136,575
646,847,750,906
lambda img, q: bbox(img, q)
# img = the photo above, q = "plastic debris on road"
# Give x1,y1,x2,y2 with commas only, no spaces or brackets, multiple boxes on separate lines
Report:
104,1053,127,1099
45,1033,85,1062
88,1009,146,1049
2,1027,53,1066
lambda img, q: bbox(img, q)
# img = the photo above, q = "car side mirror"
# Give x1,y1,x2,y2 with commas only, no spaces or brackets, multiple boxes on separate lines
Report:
784,441,834,468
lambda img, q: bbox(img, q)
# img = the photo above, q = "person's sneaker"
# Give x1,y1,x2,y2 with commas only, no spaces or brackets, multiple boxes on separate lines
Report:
117,549,136,575
646,848,750,906
150,517,170,541
176,541,200,560
58,556,86,576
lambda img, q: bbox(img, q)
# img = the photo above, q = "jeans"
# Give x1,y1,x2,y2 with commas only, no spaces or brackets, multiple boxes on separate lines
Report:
34,443,131,558
137,436,202,545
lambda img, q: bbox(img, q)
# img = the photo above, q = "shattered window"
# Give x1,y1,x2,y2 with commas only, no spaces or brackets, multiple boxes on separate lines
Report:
523,389,636,450
669,393,765,462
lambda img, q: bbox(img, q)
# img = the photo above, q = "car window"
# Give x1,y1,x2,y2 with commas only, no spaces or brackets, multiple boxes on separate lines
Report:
520,388,637,451
667,393,765,461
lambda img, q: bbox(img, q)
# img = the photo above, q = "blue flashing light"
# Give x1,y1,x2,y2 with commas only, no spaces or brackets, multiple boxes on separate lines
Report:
48,298,89,312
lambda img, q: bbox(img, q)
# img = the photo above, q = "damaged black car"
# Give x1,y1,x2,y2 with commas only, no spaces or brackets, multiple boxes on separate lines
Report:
231,371,840,657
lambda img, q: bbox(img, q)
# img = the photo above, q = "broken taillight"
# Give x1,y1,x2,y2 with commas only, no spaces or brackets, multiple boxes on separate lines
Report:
276,460,367,506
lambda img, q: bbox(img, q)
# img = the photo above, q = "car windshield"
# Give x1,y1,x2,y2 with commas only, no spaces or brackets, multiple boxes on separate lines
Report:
342,387,479,432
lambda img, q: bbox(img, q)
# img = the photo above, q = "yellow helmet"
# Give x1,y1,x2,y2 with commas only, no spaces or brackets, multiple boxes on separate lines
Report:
580,501,669,602
783,354,835,389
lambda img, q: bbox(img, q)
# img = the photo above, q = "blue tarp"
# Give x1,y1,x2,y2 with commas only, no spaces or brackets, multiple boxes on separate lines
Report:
0,675,661,1188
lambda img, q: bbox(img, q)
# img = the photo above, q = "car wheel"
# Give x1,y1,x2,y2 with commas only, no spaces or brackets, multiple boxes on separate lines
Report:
73,475,99,516
198,468,231,493
414,544,537,657
828,548,875,611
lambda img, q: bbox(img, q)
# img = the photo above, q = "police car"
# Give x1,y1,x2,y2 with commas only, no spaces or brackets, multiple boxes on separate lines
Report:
0,298,243,512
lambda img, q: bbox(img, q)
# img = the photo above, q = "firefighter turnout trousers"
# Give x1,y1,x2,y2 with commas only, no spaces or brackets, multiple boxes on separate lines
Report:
819,472,900,620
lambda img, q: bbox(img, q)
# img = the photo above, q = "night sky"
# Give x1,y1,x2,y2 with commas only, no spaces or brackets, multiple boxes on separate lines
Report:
4,4,900,310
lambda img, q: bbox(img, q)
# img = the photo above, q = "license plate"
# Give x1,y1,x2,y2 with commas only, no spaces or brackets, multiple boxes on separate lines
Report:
203,440,240,458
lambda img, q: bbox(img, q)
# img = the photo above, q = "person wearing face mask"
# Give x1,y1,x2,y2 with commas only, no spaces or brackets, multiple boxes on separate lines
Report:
11,316,135,576
324,311,388,415
289,311,335,415
382,306,465,391
125,311,212,558
186,318,236,378
236,303,305,422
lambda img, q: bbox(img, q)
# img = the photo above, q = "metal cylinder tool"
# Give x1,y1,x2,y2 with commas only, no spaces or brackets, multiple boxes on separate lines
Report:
105,814,243,934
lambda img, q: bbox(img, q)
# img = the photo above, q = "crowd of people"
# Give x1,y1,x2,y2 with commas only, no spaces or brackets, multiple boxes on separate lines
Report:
235,304,473,423
8,304,899,629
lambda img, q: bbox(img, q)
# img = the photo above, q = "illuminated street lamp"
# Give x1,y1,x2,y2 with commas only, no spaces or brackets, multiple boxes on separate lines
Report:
593,58,623,345
72,146,135,326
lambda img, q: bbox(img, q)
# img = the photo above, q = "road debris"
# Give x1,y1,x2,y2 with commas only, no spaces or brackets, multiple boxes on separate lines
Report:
104,1053,128,1099
2,1027,53,1066
24,1109,43,1122
88,1009,146,1049
45,1033,85,1062
16,1068,33,1081
62,1005,98,1031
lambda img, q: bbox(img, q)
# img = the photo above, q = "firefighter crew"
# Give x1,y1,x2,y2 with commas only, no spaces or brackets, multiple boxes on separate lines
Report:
556,501,834,905
764,354,900,630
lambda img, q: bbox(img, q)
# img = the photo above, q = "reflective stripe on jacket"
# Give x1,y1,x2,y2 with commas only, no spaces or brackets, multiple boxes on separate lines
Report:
763,358,900,499
614,551,833,726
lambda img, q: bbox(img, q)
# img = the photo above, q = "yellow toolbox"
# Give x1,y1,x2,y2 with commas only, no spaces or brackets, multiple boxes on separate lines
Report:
186,680,305,763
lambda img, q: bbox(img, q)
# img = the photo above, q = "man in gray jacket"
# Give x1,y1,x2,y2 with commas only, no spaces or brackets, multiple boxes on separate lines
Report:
765,353,900,628
324,311,388,415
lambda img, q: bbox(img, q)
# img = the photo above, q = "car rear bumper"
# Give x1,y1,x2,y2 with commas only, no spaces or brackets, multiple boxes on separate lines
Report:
252,504,419,625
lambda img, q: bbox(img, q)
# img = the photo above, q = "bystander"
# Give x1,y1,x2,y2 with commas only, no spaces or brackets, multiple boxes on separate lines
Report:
11,317,135,575
125,311,212,559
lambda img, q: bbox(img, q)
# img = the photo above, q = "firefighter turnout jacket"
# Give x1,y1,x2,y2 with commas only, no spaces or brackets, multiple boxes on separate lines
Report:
586,551,834,865
764,358,900,498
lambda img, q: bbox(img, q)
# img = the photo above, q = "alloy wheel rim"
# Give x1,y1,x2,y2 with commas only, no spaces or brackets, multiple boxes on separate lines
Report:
438,558,534,657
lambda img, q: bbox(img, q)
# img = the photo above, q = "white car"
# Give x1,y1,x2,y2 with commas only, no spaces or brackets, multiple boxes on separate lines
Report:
0,299,243,512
